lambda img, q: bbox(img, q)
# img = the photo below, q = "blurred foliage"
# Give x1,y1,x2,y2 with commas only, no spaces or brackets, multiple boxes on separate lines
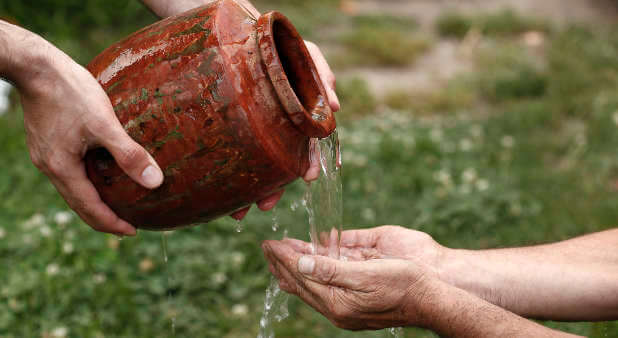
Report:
0,1,617,337
333,14,430,68
475,44,548,102
436,9,551,39
384,79,477,115
335,77,377,122
0,0,157,65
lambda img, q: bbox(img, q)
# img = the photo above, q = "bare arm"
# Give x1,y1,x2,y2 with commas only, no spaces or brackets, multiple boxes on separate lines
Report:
140,0,259,18
439,228,618,321
0,20,164,235
262,239,579,337
420,279,579,337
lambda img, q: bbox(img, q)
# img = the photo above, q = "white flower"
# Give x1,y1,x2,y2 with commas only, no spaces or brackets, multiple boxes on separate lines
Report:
459,138,473,152
230,252,245,267
470,125,483,138
93,274,106,284
54,211,73,226
476,179,490,191
0,227,5,239
522,31,544,47
211,272,227,285
430,128,444,142
40,225,52,237
612,111,618,126
433,169,451,185
62,242,74,254
46,263,60,276
51,326,68,338
461,168,478,183
231,304,249,316
361,208,376,221
501,135,515,148
22,213,45,230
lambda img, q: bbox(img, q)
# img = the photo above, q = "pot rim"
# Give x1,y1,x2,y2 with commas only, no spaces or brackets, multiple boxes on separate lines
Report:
257,11,336,139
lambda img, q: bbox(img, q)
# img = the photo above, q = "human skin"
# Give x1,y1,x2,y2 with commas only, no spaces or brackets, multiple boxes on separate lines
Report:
262,238,580,337
0,0,338,234
263,226,618,335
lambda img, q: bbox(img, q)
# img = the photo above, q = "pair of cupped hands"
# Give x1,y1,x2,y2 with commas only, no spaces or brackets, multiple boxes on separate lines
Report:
19,2,437,332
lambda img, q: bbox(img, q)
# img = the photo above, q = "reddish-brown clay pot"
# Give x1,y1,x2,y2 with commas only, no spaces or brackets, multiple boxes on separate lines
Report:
85,0,336,230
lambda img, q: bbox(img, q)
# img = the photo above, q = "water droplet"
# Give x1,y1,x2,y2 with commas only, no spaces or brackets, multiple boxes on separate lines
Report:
235,219,243,233
386,327,404,337
271,206,279,232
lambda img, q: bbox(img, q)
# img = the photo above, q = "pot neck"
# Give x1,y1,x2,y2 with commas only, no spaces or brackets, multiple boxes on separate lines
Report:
257,11,336,139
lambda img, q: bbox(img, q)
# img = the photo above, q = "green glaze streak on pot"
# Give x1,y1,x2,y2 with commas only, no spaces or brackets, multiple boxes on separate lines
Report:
124,108,154,131
113,101,129,113
166,30,211,60
149,126,184,150
140,88,149,101
171,16,211,37
197,51,217,76
105,79,124,94
146,29,163,38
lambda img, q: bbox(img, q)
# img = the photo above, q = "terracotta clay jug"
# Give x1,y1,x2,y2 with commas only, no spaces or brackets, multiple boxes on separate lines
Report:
84,0,336,230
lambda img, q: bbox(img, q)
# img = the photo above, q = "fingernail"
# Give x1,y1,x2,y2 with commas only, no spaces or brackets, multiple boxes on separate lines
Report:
141,165,163,188
298,256,315,275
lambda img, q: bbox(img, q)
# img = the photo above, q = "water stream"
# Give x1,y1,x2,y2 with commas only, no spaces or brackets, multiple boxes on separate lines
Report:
304,132,343,258
259,132,343,338
161,232,176,335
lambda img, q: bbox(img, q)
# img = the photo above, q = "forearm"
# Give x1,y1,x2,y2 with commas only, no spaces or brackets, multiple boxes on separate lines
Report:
0,21,55,92
439,228,618,320
140,0,259,18
416,279,580,337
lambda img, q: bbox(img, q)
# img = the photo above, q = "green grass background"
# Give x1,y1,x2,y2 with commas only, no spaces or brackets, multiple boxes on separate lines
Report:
1,0,617,337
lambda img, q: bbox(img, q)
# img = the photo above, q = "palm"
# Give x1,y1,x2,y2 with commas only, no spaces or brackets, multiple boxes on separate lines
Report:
340,226,442,267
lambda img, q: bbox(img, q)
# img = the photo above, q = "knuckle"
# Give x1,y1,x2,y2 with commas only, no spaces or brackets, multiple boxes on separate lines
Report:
46,154,66,177
317,261,338,284
115,144,145,168
87,117,111,136
29,152,43,170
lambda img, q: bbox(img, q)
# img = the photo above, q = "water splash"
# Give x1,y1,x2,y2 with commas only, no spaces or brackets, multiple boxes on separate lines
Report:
387,327,404,337
258,206,289,338
161,232,176,335
271,206,279,232
257,276,289,338
259,131,343,337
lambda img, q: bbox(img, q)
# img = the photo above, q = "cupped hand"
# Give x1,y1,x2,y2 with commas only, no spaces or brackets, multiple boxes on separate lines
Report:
281,226,445,273
262,239,434,330
21,44,163,236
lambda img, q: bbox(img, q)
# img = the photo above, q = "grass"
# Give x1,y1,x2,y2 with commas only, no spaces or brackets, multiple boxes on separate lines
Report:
329,14,430,68
436,9,552,39
1,2,618,338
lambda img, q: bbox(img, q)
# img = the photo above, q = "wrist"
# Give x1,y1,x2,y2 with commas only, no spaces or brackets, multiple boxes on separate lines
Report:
0,21,57,95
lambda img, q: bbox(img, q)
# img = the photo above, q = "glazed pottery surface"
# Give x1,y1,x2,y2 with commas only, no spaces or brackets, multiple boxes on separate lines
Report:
85,0,335,230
